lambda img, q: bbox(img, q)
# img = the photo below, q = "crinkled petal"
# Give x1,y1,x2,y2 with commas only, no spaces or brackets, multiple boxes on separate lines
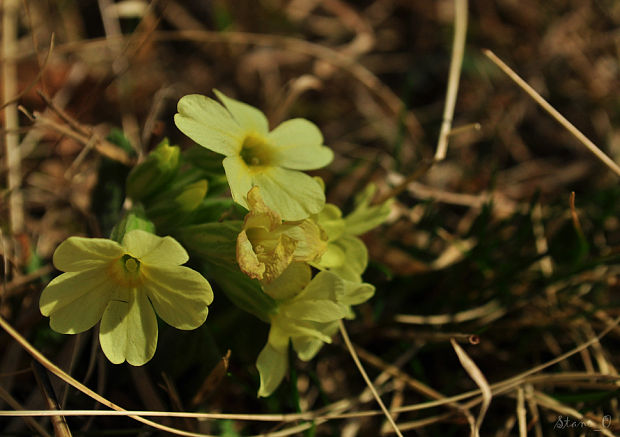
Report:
243,186,282,231
175,94,244,156
256,342,288,398
260,234,297,283
268,118,333,170
99,289,158,365
236,230,266,280
40,269,115,334
283,300,348,322
122,230,189,266
223,156,253,209
142,265,213,329
53,237,123,272
262,262,311,300
284,219,327,262
253,167,325,221
214,89,269,136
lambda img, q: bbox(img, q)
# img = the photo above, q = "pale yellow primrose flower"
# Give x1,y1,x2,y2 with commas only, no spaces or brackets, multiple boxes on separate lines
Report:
313,184,393,282
237,186,327,283
256,263,374,397
174,90,333,221
40,230,213,366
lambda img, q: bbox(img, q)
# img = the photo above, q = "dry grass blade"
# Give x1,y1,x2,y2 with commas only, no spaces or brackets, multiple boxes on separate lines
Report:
3,0,24,234
339,320,404,437
483,49,620,178
435,0,468,161
516,386,526,437
450,339,491,436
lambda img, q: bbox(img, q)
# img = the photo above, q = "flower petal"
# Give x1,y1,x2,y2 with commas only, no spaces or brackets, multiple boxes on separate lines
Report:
283,300,348,322
223,156,253,209
213,89,269,136
295,270,341,301
122,230,189,266
286,220,327,262
143,265,213,329
236,230,266,280
316,204,345,241
268,119,333,170
316,242,345,268
53,237,123,272
175,94,244,156
337,280,375,306
99,289,158,365
292,321,338,360
253,167,326,221
262,262,312,300
256,342,288,398
330,235,368,282
40,269,115,334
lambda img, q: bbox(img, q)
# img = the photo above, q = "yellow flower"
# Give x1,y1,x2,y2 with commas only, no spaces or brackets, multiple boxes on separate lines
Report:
256,263,374,397
174,90,333,220
236,186,327,283
40,230,214,366
313,184,393,282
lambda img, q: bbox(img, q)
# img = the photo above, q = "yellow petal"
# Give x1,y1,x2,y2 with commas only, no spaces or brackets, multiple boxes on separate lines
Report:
316,204,345,241
262,262,311,300
243,186,282,231
53,237,123,272
252,167,326,221
236,230,266,280
330,235,368,282
256,342,288,398
99,289,158,366
122,230,189,266
214,89,269,136
316,242,346,268
261,234,297,283
283,300,348,322
143,265,213,329
268,118,333,170
174,94,244,156
222,155,253,210
337,280,375,306
40,269,115,334
285,219,327,262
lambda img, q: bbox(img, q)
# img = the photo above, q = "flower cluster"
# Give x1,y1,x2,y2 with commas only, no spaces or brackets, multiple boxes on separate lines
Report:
40,90,391,396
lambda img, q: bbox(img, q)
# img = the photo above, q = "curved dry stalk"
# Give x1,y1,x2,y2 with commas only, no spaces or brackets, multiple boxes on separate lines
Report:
435,0,469,161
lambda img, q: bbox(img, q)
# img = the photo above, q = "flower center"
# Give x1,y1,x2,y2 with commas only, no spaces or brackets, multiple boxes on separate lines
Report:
240,135,274,168
108,254,144,287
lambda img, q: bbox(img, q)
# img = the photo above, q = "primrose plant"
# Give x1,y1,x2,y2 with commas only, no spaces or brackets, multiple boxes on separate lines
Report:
40,90,392,397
